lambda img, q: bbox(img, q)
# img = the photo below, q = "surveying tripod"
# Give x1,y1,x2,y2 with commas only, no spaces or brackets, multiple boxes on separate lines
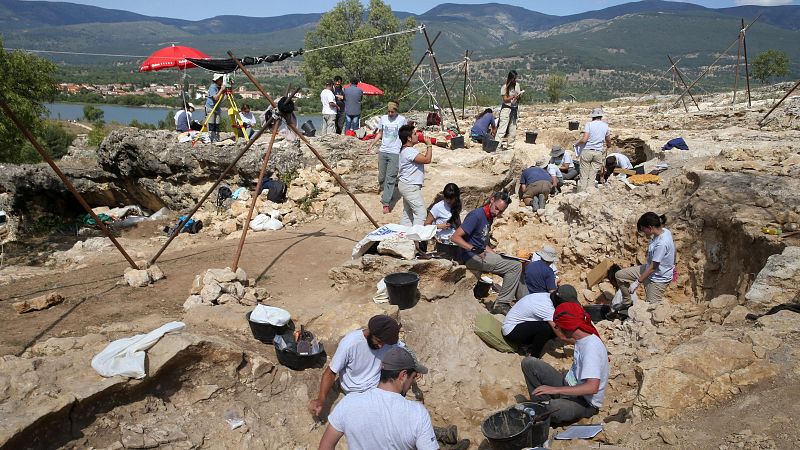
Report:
197,87,248,143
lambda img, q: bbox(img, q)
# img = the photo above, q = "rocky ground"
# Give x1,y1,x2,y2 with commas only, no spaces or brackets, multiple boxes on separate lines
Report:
1,85,799,449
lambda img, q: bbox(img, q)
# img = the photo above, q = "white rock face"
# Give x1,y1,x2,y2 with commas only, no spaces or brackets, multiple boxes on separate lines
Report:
746,246,800,310
124,269,151,288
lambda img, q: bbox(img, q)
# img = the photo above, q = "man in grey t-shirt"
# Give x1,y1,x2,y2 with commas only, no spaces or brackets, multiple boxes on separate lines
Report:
343,77,364,132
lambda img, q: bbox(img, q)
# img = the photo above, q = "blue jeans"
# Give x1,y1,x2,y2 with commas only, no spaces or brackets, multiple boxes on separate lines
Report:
345,114,360,131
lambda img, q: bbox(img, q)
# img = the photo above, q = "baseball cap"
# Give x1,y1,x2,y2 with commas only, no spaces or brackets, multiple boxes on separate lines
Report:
212,73,224,81
556,284,578,303
368,315,400,345
382,347,428,374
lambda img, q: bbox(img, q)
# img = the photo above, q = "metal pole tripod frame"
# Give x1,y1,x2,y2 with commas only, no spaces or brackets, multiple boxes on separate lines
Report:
422,27,461,134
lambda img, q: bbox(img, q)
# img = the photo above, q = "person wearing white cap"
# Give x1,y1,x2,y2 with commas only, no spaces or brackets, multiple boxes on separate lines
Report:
319,347,438,450
524,245,558,294
174,103,195,133
575,107,612,192
205,73,225,142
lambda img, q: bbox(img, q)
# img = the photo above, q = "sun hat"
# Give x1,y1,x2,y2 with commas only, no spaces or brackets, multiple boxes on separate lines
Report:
538,245,558,262
212,73,224,81
187,102,195,110
590,107,604,118
550,145,565,157
381,347,428,374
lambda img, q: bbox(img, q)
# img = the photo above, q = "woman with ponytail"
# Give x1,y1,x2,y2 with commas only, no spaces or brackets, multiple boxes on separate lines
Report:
615,212,676,306
425,183,462,243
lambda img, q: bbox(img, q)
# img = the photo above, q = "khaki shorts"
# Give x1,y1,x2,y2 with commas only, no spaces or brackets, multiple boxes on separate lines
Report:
522,180,552,199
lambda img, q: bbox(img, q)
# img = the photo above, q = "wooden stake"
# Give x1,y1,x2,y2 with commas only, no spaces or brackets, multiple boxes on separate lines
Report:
422,27,461,133
733,30,742,104
462,50,469,120
759,78,800,125
742,18,752,107
668,54,700,111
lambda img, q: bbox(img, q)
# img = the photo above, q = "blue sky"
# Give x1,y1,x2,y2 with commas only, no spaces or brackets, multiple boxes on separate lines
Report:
30,0,799,21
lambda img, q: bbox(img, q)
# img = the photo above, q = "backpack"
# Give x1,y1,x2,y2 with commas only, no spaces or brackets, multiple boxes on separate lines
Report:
216,185,233,208
474,313,517,353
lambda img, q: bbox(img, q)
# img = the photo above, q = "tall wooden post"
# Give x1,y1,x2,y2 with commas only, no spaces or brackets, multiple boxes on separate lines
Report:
422,27,461,133
462,50,469,120
742,18,752,107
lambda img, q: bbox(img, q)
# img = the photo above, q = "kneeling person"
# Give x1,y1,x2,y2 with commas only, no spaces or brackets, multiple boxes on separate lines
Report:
520,302,608,425
502,285,578,357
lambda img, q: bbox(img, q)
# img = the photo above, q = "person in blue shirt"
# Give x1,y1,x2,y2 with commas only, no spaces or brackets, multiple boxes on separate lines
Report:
450,191,526,315
519,161,557,211
205,73,225,142
470,108,496,144
525,245,558,294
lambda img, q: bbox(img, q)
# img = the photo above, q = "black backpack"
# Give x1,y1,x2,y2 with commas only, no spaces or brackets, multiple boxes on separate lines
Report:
216,185,233,208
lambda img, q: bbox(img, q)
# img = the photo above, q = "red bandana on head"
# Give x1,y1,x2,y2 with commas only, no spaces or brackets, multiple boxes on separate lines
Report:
553,302,600,339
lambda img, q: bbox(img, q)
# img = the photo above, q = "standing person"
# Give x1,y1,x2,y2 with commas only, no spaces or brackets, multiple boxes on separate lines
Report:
615,212,675,306
519,160,557,211
333,76,346,134
470,108,496,144
524,245,558,294
205,73,225,142
343,77,364,132
450,192,526,315
239,103,258,139
550,145,579,181
521,302,609,425
318,347,438,450
425,183,462,244
575,107,612,192
320,80,338,136
175,103,195,133
308,315,403,417
397,125,433,226
496,70,523,150
368,102,407,214
502,285,578,357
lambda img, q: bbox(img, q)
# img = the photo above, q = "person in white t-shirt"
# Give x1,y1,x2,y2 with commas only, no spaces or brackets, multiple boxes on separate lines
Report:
502,285,578,357
575,107,612,192
521,302,609,425
238,103,258,139
319,347,438,450
368,101,408,214
549,145,578,183
396,124,433,226
425,183,462,244
308,315,402,417
615,212,675,305
600,152,633,183
320,80,338,135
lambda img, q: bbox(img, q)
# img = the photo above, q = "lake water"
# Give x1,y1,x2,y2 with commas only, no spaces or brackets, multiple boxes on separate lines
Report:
45,103,322,130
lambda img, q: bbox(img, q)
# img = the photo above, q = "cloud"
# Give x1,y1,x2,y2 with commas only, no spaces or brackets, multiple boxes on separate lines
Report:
734,0,794,5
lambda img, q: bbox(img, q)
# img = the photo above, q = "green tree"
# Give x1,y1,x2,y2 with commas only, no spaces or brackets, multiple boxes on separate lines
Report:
87,124,107,148
0,38,58,163
752,50,790,84
301,0,416,102
83,104,104,122
546,73,566,103
39,122,76,159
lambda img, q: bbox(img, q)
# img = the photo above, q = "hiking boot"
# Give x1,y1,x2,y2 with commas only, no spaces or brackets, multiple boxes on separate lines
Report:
491,302,511,315
537,194,546,209
434,425,458,445
530,197,540,211
442,439,471,450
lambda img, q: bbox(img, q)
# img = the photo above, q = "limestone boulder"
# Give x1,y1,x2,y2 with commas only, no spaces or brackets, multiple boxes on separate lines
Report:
12,292,64,314
377,236,417,260
124,269,151,287
745,247,800,310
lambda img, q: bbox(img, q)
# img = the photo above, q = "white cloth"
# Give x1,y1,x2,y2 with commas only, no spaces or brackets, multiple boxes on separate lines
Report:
249,211,283,231
249,304,290,325
91,321,185,379
373,278,389,304
647,228,675,283
329,329,403,394
328,387,438,450
378,115,408,155
398,147,425,186
429,200,455,242
563,334,609,408
352,224,437,258
501,293,554,336
583,120,610,151
560,151,574,168
321,89,337,115
608,152,633,169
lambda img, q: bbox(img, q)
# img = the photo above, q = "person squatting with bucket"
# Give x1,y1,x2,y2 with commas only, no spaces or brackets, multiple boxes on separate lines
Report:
450,192,527,315
520,302,609,425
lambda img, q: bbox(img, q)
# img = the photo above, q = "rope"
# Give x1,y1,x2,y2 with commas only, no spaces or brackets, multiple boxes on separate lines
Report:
305,26,422,53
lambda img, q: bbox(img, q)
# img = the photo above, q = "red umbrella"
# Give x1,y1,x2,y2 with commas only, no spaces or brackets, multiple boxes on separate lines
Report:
139,45,210,72
345,82,384,96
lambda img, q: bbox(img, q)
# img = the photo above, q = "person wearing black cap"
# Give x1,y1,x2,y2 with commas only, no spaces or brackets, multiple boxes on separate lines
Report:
308,315,403,417
501,285,579,357
319,347,438,450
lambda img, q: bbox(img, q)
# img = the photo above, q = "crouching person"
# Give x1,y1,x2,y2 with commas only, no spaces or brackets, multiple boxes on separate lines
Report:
520,302,608,425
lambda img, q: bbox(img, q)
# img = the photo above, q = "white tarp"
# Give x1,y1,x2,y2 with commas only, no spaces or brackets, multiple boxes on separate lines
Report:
249,304,291,326
91,321,186,379
352,224,437,259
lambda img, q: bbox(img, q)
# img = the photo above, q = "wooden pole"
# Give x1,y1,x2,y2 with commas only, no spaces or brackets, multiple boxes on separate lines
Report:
462,50,469,120
759,78,800,125
422,27,461,133
397,31,441,99
0,96,138,270
741,18,752,107
635,57,683,102
668,54,700,111
733,31,742,104
229,53,380,229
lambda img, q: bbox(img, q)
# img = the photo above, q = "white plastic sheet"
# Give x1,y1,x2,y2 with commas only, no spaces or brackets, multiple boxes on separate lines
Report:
352,224,437,259
249,304,290,326
91,321,185,379
373,278,389,304
249,210,283,231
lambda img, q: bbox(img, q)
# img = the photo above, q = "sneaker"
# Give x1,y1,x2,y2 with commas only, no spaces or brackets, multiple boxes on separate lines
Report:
491,302,511,315
531,197,540,211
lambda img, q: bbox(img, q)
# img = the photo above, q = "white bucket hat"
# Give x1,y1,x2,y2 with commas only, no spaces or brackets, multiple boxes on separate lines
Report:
538,245,558,262
590,107,604,118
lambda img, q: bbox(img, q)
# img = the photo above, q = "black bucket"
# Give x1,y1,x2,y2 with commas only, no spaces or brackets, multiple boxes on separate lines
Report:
473,278,493,299
482,402,550,450
301,120,316,137
274,331,327,371
385,272,419,309
525,131,538,144
246,312,293,344
568,120,579,131
435,241,460,261
584,304,611,323
450,135,464,149
483,139,500,153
